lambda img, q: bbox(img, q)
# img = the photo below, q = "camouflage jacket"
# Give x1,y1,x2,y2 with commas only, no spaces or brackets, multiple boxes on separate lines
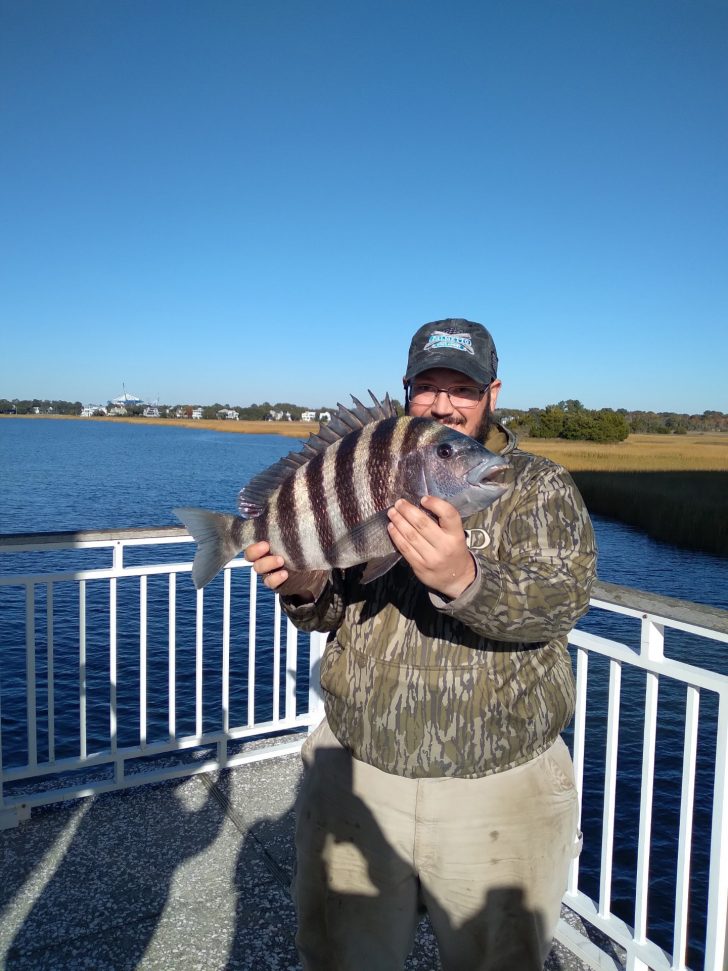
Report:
282,424,597,778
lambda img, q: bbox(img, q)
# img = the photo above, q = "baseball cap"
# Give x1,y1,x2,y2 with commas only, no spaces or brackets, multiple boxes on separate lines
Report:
404,318,498,386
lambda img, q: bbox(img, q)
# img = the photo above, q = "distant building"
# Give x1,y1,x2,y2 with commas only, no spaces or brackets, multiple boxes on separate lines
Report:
108,405,128,416
216,409,239,420
111,391,144,406
191,407,203,420
81,405,107,417
143,406,160,418
302,410,332,422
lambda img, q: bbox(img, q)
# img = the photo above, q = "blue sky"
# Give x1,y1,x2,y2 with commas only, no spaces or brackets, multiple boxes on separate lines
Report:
2,0,726,413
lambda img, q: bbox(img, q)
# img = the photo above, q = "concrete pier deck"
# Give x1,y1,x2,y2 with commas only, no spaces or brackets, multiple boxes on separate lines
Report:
0,739,619,970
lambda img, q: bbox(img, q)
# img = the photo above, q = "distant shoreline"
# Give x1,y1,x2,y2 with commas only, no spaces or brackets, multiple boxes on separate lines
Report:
0,412,311,438
3,413,726,471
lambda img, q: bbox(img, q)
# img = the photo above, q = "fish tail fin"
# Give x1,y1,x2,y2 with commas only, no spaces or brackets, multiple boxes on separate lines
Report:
173,507,249,589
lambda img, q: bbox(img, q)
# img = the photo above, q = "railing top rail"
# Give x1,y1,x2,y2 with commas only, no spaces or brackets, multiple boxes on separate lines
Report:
0,525,189,549
592,579,728,636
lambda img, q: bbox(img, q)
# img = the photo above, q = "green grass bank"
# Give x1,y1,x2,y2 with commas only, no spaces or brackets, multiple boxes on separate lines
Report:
571,471,728,558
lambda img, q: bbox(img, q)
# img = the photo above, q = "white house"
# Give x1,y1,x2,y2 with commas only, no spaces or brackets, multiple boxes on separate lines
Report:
216,409,239,420
301,411,317,422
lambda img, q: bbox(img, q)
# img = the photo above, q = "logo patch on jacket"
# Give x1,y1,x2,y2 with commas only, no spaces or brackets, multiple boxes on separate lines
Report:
465,528,490,550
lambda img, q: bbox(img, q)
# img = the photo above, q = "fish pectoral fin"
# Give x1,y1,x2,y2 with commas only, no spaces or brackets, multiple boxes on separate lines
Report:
361,552,402,584
327,511,393,564
275,570,329,599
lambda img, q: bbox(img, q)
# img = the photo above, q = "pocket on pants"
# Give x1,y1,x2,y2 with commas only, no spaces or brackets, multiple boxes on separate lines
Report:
301,716,338,766
542,738,578,796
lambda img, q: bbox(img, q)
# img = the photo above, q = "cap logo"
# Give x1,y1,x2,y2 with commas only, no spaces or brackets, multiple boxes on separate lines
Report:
423,331,474,355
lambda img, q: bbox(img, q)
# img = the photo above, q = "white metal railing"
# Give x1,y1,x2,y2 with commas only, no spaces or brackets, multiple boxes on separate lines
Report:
559,581,728,971
1,530,727,971
0,527,326,823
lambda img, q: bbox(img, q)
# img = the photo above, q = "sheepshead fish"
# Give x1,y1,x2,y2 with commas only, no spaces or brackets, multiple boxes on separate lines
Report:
174,392,510,591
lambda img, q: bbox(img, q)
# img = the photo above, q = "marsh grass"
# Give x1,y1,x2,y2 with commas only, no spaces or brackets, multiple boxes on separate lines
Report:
519,435,728,556
519,433,728,472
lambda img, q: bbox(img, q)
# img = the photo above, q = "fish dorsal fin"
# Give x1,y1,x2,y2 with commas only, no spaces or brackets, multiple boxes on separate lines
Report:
237,391,397,518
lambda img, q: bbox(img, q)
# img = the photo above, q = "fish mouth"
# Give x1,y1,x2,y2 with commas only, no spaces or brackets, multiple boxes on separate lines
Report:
466,461,511,488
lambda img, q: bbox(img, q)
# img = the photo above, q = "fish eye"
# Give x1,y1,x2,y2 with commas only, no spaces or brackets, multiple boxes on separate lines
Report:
437,442,453,459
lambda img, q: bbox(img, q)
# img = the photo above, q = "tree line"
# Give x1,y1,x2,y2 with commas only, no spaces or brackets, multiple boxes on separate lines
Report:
3,397,726,443
496,401,728,442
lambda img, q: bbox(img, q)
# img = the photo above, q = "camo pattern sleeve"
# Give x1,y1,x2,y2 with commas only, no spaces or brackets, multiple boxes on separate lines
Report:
279,571,346,633
430,455,596,642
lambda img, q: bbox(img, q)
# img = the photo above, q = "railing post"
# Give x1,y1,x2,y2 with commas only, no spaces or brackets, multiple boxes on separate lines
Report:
307,631,326,728
110,574,118,755
222,569,230,734
0,802,31,830
26,583,37,768
705,689,728,971
285,618,298,720
111,540,124,573
629,616,663,971
168,572,176,739
567,646,588,897
248,567,257,727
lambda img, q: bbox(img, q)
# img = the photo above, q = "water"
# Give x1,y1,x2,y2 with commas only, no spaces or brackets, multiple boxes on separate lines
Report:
1,418,727,967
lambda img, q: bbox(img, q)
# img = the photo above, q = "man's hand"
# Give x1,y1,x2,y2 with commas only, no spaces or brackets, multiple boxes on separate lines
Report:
244,541,327,602
386,496,476,599
244,541,290,591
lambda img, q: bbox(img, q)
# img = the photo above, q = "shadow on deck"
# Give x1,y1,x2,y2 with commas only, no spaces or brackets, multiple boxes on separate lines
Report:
0,738,618,970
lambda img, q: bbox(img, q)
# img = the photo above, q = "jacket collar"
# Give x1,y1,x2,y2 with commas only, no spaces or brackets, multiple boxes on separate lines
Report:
484,420,518,455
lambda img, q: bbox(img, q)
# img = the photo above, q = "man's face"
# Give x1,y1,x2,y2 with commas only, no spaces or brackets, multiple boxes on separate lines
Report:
405,367,502,439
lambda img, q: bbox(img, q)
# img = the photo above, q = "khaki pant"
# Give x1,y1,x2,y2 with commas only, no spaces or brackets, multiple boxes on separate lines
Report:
293,718,580,971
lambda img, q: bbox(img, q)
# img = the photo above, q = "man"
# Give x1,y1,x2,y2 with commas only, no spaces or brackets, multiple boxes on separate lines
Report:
245,318,596,970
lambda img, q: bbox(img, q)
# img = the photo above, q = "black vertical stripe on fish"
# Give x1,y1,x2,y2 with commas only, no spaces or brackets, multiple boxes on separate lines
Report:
252,505,270,544
400,417,433,458
334,427,364,534
395,418,436,499
306,452,335,558
231,517,250,549
367,417,397,513
276,474,303,568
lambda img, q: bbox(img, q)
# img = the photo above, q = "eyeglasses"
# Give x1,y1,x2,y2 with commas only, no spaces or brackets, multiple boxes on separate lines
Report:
407,382,489,409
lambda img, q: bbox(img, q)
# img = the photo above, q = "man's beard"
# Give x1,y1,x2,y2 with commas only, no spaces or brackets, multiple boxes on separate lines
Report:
474,403,493,442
